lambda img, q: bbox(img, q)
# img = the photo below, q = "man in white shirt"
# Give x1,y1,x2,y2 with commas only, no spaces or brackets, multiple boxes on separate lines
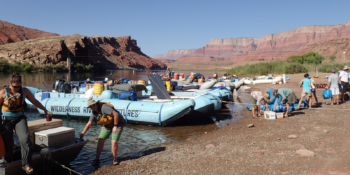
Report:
339,66,350,102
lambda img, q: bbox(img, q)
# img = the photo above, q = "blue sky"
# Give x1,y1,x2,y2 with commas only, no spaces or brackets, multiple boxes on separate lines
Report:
1,0,350,57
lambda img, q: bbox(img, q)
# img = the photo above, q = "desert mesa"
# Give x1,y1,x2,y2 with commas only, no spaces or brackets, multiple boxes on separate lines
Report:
154,20,350,65
0,20,166,70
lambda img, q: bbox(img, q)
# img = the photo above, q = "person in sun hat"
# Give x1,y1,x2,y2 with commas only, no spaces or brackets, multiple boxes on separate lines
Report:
249,91,270,118
339,66,350,102
80,98,125,166
272,88,298,118
326,69,340,105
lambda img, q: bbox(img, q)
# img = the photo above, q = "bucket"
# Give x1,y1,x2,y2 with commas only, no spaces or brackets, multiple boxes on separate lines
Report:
93,82,104,95
138,79,146,86
180,73,184,79
166,81,173,91
198,78,204,83
322,89,332,99
174,73,179,80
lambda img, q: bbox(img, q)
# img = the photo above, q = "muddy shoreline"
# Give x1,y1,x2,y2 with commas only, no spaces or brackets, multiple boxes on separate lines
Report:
93,73,350,175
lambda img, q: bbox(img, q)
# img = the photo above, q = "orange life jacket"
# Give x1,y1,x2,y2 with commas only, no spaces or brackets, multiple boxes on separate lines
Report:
96,102,114,125
1,87,25,116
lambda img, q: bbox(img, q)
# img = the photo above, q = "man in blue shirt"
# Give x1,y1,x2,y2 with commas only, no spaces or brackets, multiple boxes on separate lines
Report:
297,73,313,109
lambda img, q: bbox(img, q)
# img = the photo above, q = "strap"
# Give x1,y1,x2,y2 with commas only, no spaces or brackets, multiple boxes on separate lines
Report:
21,87,25,98
158,103,165,126
124,101,132,123
4,87,9,100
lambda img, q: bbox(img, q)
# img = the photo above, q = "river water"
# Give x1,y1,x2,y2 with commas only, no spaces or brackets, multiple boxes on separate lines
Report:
0,70,247,175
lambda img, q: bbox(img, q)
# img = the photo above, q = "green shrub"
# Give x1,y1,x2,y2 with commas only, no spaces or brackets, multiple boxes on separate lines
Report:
329,55,336,63
287,52,324,65
227,61,350,75
285,63,307,74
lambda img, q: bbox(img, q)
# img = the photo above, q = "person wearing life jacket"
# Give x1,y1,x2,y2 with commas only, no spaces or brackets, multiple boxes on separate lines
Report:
0,72,53,174
80,98,125,166
164,68,171,81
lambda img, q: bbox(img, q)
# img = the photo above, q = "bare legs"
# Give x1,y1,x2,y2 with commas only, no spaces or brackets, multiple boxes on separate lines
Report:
95,138,106,160
297,95,305,109
312,91,318,104
331,95,339,105
251,106,258,118
308,96,312,108
284,103,290,117
111,140,119,164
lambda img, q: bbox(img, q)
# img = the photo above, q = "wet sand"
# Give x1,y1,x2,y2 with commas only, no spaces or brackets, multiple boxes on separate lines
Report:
93,73,350,175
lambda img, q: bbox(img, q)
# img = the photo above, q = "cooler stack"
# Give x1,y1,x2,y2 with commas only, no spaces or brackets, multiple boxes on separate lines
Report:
25,119,75,151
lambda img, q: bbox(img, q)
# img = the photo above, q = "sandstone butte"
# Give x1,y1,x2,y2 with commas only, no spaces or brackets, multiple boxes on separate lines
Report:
0,20,59,45
0,35,166,69
153,48,197,60
154,20,350,63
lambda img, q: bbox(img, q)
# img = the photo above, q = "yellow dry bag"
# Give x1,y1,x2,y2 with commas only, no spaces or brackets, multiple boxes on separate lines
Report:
96,102,115,125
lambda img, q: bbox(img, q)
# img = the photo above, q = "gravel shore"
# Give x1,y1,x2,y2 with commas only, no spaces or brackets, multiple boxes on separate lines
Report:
93,73,350,175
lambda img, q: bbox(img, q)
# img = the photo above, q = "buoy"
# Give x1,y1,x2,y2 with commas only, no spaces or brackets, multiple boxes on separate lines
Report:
174,73,179,80
93,82,104,95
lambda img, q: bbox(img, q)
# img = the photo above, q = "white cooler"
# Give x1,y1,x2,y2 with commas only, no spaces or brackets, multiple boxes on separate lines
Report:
34,126,75,150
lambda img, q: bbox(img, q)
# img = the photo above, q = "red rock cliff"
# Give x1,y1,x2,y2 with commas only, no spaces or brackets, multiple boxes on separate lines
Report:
0,35,166,69
298,38,350,61
162,20,350,63
0,20,59,45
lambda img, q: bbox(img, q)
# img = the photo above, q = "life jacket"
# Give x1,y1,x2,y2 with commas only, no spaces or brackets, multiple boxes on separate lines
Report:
96,102,115,125
2,86,26,117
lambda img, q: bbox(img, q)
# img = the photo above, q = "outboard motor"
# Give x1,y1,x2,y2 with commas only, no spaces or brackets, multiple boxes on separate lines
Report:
53,77,71,93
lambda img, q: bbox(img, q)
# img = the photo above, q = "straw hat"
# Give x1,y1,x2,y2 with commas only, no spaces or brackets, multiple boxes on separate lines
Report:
87,98,99,108
263,92,270,102
344,66,349,70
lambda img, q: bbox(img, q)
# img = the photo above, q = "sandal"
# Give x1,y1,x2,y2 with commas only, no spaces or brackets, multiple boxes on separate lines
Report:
91,159,100,166
22,165,33,174
113,159,119,165
252,115,259,119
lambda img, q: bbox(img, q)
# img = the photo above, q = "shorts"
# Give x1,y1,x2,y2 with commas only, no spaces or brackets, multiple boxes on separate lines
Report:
311,88,316,93
341,81,350,93
99,126,123,141
301,91,312,97
249,95,257,107
330,88,340,95
282,91,297,104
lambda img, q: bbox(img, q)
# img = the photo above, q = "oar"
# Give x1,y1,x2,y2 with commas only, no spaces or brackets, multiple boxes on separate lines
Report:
42,82,49,92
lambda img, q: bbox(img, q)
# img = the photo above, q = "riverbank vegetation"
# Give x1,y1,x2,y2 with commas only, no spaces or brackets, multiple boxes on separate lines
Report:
227,52,347,75
0,61,106,73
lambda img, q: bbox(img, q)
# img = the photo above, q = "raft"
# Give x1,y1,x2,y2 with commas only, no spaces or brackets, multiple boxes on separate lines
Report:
149,90,223,117
25,88,193,126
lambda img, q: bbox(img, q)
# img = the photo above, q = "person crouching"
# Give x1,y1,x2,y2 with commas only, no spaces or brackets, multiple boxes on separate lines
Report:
272,88,298,117
249,91,270,118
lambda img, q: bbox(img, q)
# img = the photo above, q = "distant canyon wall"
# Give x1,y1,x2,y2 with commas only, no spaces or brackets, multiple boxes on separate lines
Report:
153,49,197,59
157,20,350,63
